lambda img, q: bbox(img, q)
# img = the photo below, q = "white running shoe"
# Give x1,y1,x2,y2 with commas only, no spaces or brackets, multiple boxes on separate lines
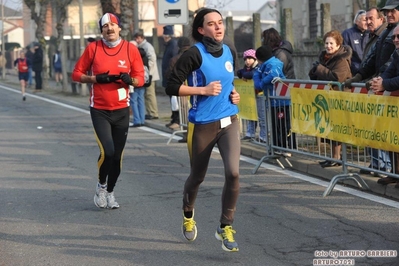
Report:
94,183,107,208
106,191,120,209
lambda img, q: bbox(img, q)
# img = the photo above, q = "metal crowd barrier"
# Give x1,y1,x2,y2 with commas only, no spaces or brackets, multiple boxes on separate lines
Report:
239,78,399,197
251,79,345,174
334,82,399,194
167,96,189,144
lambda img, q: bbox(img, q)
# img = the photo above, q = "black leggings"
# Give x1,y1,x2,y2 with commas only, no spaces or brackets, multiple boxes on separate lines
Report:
34,70,42,90
183,115,241,225
90,107,129,192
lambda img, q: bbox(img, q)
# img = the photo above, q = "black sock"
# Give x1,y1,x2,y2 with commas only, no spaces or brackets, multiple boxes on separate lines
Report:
184,211,193,218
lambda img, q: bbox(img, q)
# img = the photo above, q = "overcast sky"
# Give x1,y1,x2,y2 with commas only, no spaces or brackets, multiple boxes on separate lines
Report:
3,0,22,10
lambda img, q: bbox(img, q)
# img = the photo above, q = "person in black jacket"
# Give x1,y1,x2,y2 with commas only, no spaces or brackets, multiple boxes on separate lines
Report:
345,1,399,177
346,1,399,85
161,25,179,125
164,36,191,130
32,43,43,92
369,24,399,186
262,27,296,79
25,46,34,88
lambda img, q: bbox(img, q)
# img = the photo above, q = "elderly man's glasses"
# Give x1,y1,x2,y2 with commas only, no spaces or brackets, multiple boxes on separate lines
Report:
392,34,399,40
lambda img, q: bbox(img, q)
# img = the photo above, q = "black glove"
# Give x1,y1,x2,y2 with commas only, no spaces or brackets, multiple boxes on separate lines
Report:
144,75,152,87
120,72,133,85
344,73,362,88
312,61,319,68
236,69,243,79
96,71,120,83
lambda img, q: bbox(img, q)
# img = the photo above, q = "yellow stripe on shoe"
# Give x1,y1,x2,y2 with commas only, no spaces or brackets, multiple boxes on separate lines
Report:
215,225,239,252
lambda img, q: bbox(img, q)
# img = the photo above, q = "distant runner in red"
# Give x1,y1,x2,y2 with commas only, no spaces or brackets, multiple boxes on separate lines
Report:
14,50,31,101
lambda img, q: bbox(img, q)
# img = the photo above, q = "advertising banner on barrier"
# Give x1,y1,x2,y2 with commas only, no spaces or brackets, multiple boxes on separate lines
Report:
234,79,258,121
291,88,399,152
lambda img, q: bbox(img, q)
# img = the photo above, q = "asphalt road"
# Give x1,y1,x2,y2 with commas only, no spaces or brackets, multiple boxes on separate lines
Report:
0,84,398,266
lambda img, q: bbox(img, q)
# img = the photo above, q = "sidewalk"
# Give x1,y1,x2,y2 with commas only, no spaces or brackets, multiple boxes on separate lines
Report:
2,75,399,201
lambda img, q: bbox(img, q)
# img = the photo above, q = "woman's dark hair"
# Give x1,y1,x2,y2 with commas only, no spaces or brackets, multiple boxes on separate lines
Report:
192,8,222,42
262,27,282,48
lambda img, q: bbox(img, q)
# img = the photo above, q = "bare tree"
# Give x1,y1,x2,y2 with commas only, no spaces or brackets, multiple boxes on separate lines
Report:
24,0,50,90
119,0,134,40
52,0,73,49
24,0,50,46
51,0,73,92
100,0,116,14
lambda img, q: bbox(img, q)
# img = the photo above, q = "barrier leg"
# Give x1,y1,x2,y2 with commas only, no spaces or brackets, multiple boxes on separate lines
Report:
283,157,293,167
323,173,370,197
252,154,284,174
167,129,187,145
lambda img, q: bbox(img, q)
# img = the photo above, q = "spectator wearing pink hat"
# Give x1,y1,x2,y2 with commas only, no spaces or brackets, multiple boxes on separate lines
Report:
236,49,266,143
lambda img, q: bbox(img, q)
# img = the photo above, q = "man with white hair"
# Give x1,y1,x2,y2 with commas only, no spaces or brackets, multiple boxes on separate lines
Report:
342,9,369,75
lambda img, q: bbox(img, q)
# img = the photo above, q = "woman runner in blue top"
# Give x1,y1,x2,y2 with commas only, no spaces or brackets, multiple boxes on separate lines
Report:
166,8,241,252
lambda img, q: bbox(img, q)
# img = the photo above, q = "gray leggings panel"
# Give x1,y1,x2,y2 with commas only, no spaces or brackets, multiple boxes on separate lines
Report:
183,116,241,225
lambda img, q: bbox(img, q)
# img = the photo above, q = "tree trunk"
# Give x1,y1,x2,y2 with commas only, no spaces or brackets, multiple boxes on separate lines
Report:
24,0,51,91
100,0,116,14
53,0,73,92
120,0,134,40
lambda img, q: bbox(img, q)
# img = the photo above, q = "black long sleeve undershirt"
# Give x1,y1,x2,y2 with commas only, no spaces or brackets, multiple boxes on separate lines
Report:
165,45,234,96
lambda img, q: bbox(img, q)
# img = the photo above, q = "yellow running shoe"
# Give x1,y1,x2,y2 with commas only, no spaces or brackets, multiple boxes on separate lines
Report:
215,225,239,252
182,210,197,241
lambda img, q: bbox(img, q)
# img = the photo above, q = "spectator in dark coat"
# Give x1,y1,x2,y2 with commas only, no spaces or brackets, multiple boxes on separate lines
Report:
363,7,387,62
161,25,179,127
345,1,399,177
32,43,43,92
262,27,296,79
164,36,192,131
25,45,34,88
346,2,399,85
161,25,179,88
342,9,369,75
369,24,399,186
